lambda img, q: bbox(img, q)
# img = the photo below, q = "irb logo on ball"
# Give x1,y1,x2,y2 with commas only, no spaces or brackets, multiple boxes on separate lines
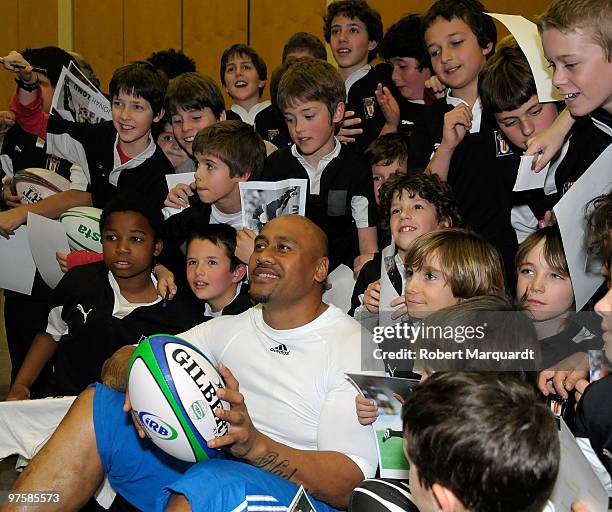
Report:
138,412,178,440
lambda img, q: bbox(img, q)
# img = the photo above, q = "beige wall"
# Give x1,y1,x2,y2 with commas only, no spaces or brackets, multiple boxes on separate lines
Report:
0,0,554,110
0,0,58,114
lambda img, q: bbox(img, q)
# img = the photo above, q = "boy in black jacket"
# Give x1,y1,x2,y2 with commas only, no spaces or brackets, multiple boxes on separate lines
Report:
3,54,172,211
264,58,378,271
324,0,394,152
5,193,203,399
375,15,436,137
409,0,520,286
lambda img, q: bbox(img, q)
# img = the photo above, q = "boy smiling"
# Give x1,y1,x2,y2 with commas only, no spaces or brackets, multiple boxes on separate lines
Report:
524,0,612,169
166,72,226,160
351,172,461,318
539,0,612,119
410,0,522,289
3,54,172,210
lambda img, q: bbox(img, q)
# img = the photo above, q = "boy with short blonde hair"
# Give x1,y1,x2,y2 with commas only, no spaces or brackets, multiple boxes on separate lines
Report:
264,58,378,271
539,0,612,60
524,0,612,169
539,0,612,127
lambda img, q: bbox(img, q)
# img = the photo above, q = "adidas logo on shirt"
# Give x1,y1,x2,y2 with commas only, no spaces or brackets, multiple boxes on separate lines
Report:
270,344,290,356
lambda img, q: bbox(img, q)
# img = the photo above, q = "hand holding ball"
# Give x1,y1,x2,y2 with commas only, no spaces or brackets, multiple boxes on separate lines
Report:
127,334,229,462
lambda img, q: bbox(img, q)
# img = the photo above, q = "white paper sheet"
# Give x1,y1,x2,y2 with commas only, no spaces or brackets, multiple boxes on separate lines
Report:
513,156,550,191
323,264,355,313
379,242,403,327
0,226,36,294
166,172,194,191
50,66,111,123
549,418,608,512
27,213,70,289
554,144,612,311
162,172,195,219
239,179,308,233
487,13,561,102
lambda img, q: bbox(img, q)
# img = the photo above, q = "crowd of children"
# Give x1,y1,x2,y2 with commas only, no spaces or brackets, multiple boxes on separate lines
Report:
0,0,611,510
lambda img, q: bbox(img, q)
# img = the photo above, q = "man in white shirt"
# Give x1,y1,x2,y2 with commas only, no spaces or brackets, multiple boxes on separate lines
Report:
4,215,377,512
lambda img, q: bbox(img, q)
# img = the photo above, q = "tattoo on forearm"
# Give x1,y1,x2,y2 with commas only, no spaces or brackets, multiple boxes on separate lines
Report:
252,452,298,480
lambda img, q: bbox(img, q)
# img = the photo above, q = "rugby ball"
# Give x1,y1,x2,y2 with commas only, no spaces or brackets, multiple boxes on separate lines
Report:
12,168,70,204
59,206,103,252
127,334,229,462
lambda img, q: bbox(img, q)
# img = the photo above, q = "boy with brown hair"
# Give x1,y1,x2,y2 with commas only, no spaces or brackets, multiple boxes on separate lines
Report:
160,120,266,277
350,172,461,318
376,14,436,136
411,0,521,288
263,58,378,271
165,72,226,164
400,372,559,512
282,32,327,62
478,37,610,242
324,0,394,151
220,44,269,125
364,132,409,205
185,224,250,317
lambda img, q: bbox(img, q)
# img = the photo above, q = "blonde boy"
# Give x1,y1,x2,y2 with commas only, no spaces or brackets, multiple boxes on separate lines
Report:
539,0,612,122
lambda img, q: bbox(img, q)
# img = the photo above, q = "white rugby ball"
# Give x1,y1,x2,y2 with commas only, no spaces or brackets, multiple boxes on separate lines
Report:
13,168,70,204
59,206,103,252
128,334,229,462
